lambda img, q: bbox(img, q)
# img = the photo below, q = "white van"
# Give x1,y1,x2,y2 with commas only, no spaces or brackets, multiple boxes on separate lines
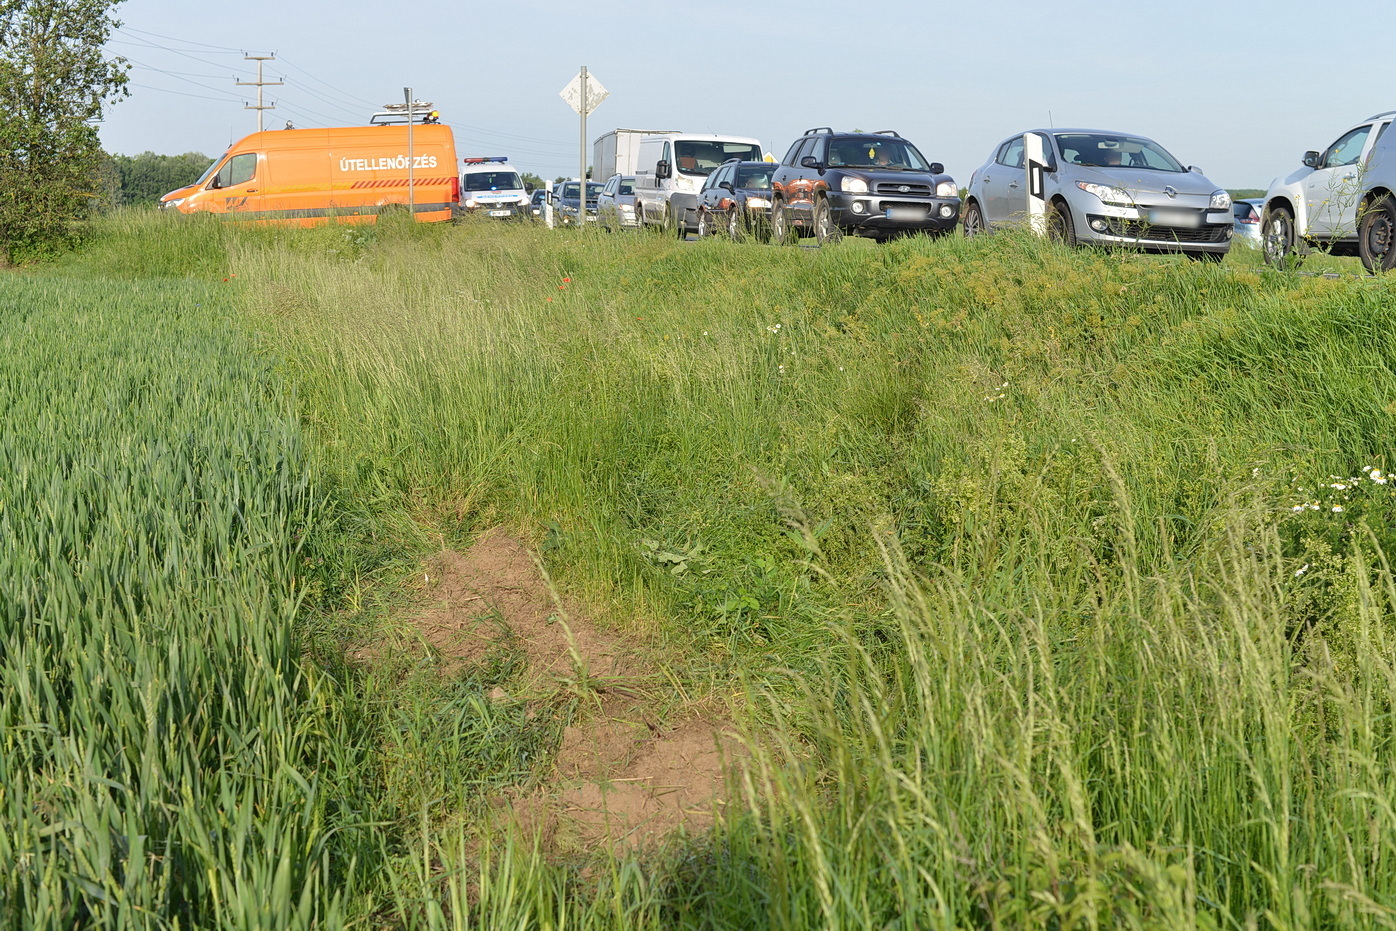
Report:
633,133,763,236
460,156,530,218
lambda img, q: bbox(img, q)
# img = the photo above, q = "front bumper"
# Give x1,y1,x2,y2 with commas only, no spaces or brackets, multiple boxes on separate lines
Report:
1078,207,1233,253
827,192,961,234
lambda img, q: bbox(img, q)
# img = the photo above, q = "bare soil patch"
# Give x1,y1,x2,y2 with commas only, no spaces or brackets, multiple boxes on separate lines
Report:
409,527,741,851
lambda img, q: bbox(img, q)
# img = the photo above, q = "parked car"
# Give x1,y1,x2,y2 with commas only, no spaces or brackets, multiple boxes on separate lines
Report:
963,129,1233,261
552,179,603,226
633,132,765,238
768,128,959,245
1259,111,1396,269
695,160,776,241
1233,198,1265,245
1356,129,1396,273
597,173,638,231
529,188,547,218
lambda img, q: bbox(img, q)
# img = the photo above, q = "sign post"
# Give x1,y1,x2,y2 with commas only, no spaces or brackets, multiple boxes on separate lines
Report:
559,68,609,228
404,86,414,215
1024,131,1049,236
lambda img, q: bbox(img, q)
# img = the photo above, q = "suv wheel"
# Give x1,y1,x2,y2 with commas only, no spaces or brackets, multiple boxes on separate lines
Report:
814,197,842,246
771,200,792,245
963,202,986,238
1262,206,1302,270
1358,195,1396,274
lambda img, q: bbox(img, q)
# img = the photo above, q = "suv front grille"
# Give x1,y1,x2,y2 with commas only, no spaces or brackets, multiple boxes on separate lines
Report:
873,181,932,196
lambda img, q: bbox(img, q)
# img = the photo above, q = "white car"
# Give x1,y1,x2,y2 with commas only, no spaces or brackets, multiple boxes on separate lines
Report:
1259,111,1395,268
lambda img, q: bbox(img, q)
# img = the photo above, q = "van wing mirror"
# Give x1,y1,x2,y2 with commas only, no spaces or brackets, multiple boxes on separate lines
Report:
655,159,672,180
1303,150,1322,169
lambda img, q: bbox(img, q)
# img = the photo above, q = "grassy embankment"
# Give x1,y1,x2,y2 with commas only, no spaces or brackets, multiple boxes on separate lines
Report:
5,209,1396,928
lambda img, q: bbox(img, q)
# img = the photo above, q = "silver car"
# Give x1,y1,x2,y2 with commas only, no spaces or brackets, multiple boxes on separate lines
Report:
597,173,638,231
963,129,1233,260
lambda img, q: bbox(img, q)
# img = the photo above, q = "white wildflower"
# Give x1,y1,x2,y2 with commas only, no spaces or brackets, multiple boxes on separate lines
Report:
1295,564,1310,577
1333,505,1345,513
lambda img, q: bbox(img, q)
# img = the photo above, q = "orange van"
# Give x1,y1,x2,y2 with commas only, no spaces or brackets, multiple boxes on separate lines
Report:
159,123,460,225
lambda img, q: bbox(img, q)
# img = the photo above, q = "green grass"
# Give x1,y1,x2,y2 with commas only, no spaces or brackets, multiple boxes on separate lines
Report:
7,211,1396,927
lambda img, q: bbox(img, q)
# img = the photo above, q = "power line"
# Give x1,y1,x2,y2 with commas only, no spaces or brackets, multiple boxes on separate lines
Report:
118,25,246,53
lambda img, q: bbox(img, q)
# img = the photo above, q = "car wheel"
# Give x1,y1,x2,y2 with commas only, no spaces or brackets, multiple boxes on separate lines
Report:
1358,195,1396,274
1261,205,1302,270
697,208,710,239
814,197,842,246
771,200,792,245
727,207,743,242
963,201,986,238
1047,201,1076,247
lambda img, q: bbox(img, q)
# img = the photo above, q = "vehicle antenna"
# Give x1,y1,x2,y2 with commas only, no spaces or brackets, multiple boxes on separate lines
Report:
1048,110,1054,128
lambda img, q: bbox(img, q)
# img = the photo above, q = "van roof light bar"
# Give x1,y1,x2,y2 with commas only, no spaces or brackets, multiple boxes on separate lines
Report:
463,157,509,164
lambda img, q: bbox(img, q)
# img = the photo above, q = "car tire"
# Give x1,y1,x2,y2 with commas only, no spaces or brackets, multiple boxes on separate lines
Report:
1358,195,1396,274
963,201,986,238
1047,201,1076,247
727,207,743,242
1262,205,1302,270
771,200,792,245
814,197,842,246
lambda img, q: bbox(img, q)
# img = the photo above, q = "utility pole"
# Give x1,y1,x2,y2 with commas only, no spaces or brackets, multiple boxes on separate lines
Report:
237,54,283,132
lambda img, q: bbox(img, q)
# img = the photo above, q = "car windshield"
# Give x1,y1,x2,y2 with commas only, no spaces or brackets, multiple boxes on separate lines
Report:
735,165,774,189
674,141,763,176
1054,133,1185,172
464,171,522,191
826,138,932,170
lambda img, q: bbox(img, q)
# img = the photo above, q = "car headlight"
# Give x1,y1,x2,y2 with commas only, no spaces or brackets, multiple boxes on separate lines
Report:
841,177,868,194
746,196,771,209
161,198,184,209
1076,181,1133,206
1210,190,1232,210
936,180,957,197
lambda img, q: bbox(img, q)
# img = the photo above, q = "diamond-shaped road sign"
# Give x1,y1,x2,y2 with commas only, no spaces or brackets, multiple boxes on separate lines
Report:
560,71,608,116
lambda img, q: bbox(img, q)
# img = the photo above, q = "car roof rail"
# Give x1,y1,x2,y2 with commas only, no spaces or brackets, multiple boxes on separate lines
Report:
1365,110,1396,121
873,129,903,137
803,127,834,136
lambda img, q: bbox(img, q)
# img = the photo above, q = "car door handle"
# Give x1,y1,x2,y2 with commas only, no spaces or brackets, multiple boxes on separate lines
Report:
1008,181,1020,189
246,188,259,193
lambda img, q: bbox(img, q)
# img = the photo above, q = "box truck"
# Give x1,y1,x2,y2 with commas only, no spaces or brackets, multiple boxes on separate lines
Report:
159,123,460,225
592,128,678,184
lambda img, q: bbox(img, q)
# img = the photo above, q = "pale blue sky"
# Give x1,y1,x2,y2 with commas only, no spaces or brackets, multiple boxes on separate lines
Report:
101,0,1395,189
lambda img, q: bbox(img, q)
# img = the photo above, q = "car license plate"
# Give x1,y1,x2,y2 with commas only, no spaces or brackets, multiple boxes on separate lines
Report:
488,209,511,217
1149,208,1200,228
885,206,926,222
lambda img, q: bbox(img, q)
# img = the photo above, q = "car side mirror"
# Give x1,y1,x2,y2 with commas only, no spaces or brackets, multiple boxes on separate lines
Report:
655,159,672,180
1188,165,1202,174
800,155,820,170
1303,150,1322,169
929,162,944,175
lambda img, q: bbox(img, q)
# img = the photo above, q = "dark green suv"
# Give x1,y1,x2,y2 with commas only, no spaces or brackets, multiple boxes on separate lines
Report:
769,128,960,244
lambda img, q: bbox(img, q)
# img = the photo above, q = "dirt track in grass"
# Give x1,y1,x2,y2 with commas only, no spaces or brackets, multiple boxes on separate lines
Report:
412,528,742,851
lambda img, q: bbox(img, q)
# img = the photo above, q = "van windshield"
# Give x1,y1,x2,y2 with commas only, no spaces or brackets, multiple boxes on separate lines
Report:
674,141,763,176
464,171,523,191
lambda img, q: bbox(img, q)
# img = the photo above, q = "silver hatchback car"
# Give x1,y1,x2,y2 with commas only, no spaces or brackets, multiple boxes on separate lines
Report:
964,129,1234,260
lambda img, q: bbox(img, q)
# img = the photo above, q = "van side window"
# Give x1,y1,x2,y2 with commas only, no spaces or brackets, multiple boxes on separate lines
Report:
662,142,671,166
213,153,257,188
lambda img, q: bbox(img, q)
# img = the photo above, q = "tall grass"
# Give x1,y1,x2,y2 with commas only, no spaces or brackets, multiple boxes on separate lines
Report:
0,269,383,927
12,211,1396,927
